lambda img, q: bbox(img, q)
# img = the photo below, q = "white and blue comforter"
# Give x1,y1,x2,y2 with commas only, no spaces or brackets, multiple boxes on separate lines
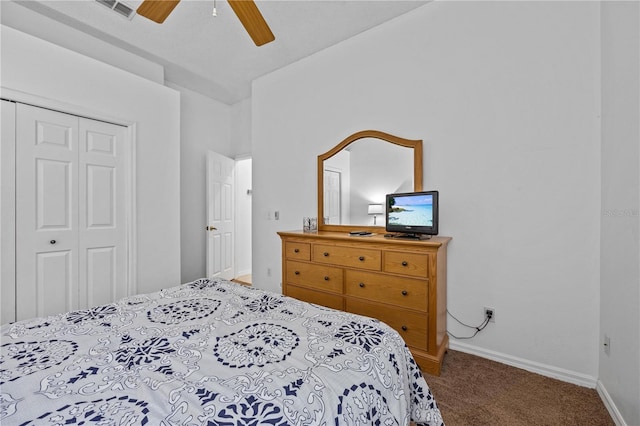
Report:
1,278,444,425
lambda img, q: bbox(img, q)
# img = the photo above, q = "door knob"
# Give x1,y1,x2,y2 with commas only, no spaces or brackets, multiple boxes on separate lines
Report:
206,226,217,231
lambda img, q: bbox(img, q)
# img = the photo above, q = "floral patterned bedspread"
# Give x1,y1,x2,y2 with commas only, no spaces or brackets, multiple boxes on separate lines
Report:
1,278,444,425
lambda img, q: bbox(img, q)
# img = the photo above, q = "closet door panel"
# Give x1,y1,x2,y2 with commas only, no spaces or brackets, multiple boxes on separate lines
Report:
16,104,79,321
35,250,74,317
79,118,127,309
36,159,73,229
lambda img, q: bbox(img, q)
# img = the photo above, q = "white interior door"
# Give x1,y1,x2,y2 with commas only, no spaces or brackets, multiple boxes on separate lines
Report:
15,103,127,320
324,169,341,225
206,151,235,279
78,118,127,308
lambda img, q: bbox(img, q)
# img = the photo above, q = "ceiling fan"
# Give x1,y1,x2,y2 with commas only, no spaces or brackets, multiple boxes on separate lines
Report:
136,0,275,46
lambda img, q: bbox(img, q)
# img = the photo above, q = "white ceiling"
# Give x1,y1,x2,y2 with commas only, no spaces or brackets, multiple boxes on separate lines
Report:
4,0,429,104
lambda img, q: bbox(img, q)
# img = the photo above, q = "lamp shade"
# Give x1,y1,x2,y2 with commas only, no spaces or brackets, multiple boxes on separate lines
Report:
368,204,384,215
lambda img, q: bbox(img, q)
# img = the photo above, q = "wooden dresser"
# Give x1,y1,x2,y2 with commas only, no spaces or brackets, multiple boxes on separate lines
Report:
277,230,450,375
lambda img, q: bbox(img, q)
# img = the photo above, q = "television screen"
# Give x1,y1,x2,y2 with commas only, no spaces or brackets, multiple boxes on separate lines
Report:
385,190,439,237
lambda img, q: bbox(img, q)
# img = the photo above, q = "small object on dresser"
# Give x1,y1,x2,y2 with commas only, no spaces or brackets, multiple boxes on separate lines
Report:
349,231,372,236
303,217,317,233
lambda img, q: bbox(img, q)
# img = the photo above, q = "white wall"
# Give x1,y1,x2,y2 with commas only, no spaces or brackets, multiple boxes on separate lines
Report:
599,2,640,425
253,0,601,384
167,82,233,283
1,26,181,295
0,1,164,86
231,98,253,157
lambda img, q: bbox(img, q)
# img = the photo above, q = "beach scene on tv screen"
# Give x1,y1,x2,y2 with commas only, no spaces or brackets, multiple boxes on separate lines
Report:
388,195,434,226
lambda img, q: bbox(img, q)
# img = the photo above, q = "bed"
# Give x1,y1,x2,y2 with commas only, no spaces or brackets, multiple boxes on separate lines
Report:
0,278,444,425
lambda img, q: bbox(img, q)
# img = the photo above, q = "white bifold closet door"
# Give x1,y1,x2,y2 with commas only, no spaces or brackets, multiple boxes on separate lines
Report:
16,103,127,321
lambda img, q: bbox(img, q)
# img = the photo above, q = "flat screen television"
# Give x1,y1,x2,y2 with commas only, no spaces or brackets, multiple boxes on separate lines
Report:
385,190,439,239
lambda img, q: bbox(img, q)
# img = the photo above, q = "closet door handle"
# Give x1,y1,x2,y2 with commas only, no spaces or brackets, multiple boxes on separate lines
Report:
50,240,56,245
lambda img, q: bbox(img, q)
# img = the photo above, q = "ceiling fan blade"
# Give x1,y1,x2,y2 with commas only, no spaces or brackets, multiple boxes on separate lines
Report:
137,0,181,24
227,0,275,46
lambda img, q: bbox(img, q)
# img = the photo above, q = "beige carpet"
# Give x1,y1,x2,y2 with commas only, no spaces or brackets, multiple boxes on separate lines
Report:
423,350,614,426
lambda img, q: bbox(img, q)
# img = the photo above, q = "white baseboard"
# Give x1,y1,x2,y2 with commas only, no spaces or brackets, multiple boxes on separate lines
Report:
596,380,628,426
448,341,597,388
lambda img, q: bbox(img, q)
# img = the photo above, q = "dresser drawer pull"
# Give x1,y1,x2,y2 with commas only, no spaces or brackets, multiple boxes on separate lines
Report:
323,276,330,281
401,290,408,296
294,271,300,275
323,252,329,257
359,256,365,261
294,248,300,253
359,282,365,288
402,261,408,266
401,325,408,331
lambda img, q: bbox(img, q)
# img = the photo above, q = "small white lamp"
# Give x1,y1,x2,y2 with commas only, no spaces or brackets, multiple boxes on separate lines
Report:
367,204,384,225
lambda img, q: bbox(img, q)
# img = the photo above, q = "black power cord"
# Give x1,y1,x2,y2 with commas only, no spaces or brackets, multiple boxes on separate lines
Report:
447,309,492,340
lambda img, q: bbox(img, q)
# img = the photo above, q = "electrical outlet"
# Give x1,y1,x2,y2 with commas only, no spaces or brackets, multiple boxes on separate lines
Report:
603,334,610,355
484,307,495,323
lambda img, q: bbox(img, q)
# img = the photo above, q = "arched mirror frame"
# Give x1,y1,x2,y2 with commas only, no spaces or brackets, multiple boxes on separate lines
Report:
318,130,423,232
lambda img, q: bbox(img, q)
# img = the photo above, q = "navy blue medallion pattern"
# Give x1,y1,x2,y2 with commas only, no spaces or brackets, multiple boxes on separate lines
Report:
0,339,78,384
213,323,299,368
147,298,221,324
0,278,444,425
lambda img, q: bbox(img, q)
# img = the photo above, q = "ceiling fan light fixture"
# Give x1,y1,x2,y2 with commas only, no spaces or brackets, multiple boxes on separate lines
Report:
136,0,274,46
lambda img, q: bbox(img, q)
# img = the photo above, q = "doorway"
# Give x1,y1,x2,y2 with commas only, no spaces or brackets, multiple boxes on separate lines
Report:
233,157,252,285
205,152,251,284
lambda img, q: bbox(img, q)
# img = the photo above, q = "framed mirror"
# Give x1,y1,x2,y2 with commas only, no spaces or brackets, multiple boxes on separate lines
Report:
318,130,423,232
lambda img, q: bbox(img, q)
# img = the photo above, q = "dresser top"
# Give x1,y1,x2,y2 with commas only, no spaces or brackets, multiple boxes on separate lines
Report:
278,230,451,247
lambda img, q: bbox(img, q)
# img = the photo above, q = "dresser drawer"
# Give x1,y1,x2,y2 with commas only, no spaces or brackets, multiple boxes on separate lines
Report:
286,285,344,310
345,270,427,311
312,244,381,271
383,251,429,278
346,299,428,351
285,241,311,260
285,260,343,293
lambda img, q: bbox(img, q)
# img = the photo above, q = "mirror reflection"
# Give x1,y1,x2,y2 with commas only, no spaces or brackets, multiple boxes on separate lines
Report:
318,130,423,232
323,138,414,226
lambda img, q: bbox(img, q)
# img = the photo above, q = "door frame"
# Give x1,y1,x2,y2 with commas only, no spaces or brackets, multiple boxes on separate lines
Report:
233,155,252,279
0,87,137,323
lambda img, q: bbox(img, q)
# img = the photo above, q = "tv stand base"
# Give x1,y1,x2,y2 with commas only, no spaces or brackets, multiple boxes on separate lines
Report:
386,233,432,240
